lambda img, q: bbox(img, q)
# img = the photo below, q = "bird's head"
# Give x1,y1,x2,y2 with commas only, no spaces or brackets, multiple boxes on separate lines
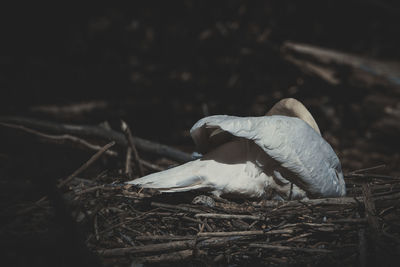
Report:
266,98,321,135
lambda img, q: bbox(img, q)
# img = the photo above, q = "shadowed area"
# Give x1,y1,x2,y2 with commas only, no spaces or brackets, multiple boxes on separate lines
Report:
1,1,400,266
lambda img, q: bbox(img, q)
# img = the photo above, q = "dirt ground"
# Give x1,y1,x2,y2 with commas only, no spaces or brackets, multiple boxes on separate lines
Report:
1,1,400,266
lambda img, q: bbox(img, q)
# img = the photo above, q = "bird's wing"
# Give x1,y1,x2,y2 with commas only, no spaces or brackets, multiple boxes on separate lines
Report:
127,140,271,198
190,115,344,197
126,159,210,192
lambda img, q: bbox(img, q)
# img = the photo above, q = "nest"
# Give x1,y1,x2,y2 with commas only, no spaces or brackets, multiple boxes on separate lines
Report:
1,117,399,266
68,172,400,266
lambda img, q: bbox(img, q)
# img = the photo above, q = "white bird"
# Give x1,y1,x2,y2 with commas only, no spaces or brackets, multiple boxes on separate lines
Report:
127,98,346,200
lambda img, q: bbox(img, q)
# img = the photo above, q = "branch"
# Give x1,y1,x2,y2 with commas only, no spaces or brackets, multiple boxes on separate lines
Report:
121,120,144,176
249,244,332,253
135,250,193,264
195,213,263,220
0,122,117,156
98,240,195,256
197,229,293,237
0,116,192,163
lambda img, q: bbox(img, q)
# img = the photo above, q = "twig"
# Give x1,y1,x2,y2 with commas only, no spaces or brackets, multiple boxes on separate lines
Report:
283,54,340,85
348,164,386,174
139,159,165,171
250,244,332,253
36,141,115,204
99,236,252,257
195,213,263,220
98,208,163,235
151,202,204,213
30,100,108,117
136,235,196,241
0,122,117,156
282,41,400,90
119,232,135,246
0,116,193,162
74,184,124,195
329,218,367,224
98,219,134,235
121,120,144,176
58,141,115,188
372,190,400,198
362,183,380,231
361,182,380,265
125,147,132,177
358,228,367,267
98,240,196,256
373,192,400,201
197,229,293,237
135,250,193,264
270,233,312,245
94,214,100,241
256,197,361,208
345,173,400,180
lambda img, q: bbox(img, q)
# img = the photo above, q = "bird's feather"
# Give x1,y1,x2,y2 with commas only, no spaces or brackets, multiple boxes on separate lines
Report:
190,115,345,197
128,140,282,198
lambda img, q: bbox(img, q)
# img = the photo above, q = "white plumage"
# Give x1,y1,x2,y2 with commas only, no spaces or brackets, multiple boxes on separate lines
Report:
127,98,346,200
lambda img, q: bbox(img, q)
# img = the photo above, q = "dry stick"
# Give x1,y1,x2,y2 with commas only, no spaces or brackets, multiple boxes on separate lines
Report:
256,197,361,209
125,147,133,177
200,218,214,232
248,220,259,229
30,100,108,116
99,236,252,257
151,202,204,213
139,159,165,171
373,191,400,201
75,184,124,195
283,54,340,85
329,218,368,224
372,189,400,198
282,41,400,90
0,122,117,156
197,229,293,237
1,121,164,174
179,216,212,231
280,222,335,228
94,214,100,241
135,250,193,264
36,141,115,204
358,228,367,267
361,183,380,231
136,235,196,241
98,220,133,235
249,244,332,253
58,141,115,188
270,233,312,245
121,120,144,176
348,164,386,174
195,213,263,220
0,116,192,163
98,240,196,256
345,173,400,180
361,183,380,265
98,208,163,235
118,212,180,217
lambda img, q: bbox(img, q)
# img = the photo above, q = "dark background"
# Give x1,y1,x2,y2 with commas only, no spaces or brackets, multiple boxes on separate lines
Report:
1,1,400,266
2,1,400,170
